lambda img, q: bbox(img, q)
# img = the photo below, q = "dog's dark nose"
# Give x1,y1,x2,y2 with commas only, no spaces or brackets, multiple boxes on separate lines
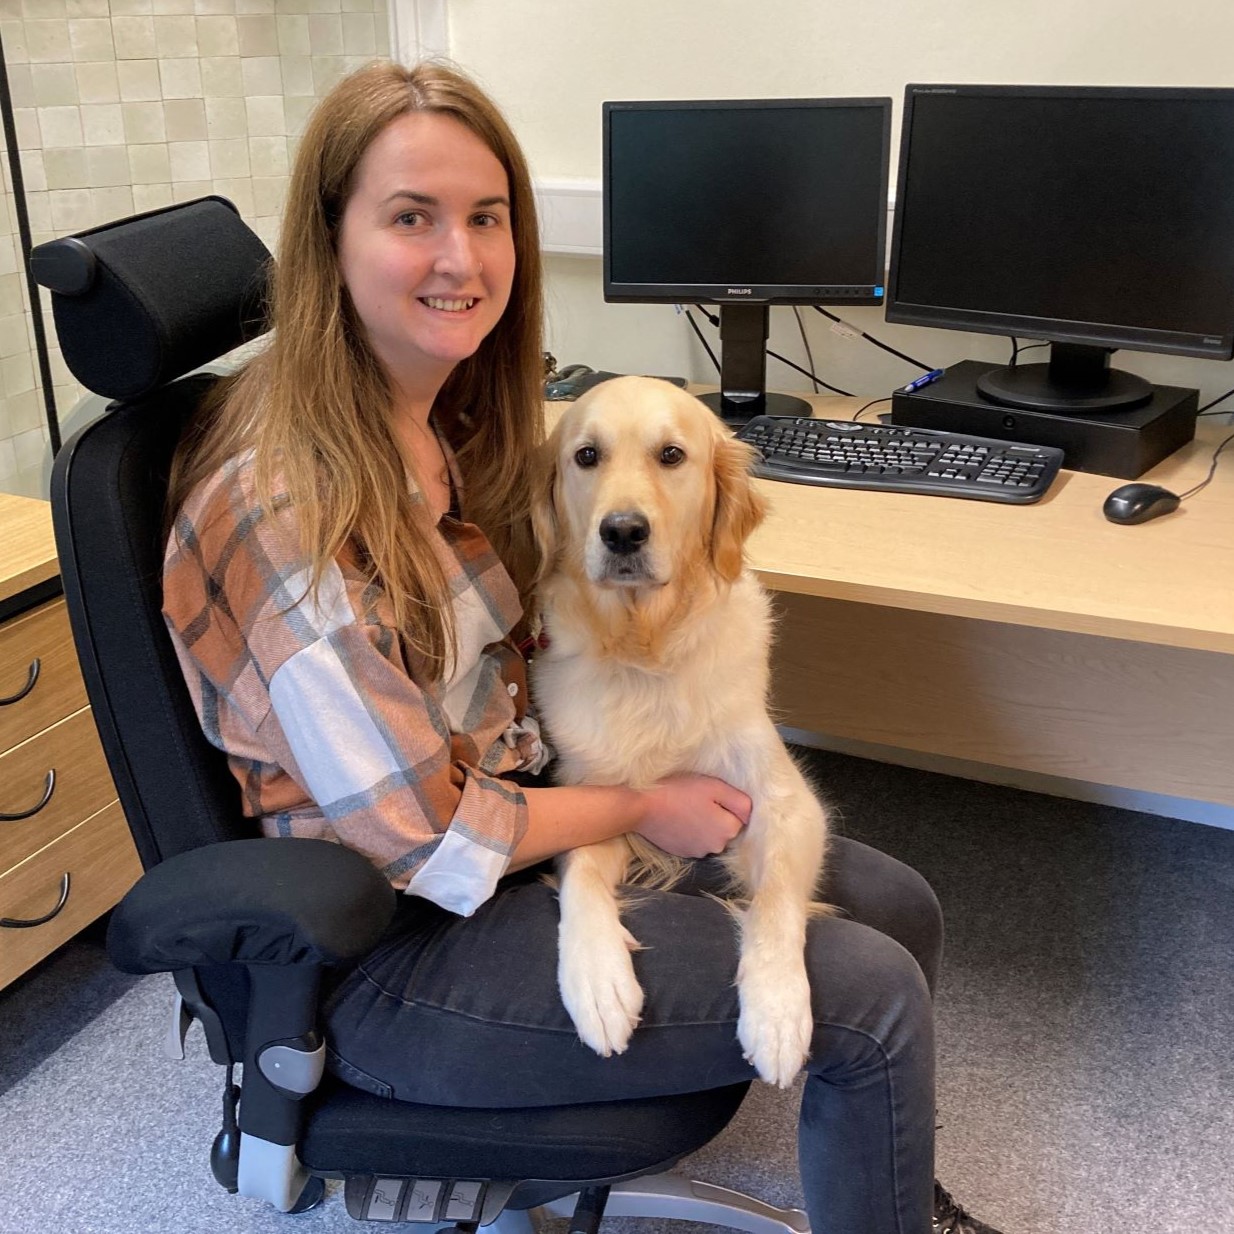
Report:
599,511,650,555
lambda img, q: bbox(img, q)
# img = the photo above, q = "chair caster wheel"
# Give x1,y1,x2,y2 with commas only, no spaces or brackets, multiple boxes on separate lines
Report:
290,1176,327,1214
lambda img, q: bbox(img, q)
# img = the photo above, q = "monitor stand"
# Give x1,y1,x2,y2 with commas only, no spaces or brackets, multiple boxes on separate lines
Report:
975,342,1154,413
695,303,813,427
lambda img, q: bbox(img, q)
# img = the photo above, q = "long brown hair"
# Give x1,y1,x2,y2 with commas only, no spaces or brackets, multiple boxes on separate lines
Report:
169,60,545,675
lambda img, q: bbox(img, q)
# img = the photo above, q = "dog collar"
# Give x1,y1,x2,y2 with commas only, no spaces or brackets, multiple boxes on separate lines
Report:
516,626,551,659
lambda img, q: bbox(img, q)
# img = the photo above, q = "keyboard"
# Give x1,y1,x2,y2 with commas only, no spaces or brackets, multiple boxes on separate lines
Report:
735,416,1064,504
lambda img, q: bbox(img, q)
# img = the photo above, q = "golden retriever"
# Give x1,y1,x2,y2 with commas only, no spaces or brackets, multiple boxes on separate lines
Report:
529,375,829,1088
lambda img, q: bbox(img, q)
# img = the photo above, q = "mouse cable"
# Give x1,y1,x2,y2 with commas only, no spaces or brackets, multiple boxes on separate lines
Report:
690,305,854,397
812,306,936,372
1176,429,1234,501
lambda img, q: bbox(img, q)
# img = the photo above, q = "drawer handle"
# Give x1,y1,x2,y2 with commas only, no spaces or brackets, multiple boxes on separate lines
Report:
0,658,40,706
0,872,71,928
0,769,56,821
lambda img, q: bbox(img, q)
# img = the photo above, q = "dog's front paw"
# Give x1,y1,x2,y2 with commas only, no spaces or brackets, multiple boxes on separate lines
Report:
558,922,644,1058
737,966,813,1088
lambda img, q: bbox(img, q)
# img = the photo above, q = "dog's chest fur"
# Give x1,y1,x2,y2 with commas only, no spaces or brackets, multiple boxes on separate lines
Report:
531,571,772,789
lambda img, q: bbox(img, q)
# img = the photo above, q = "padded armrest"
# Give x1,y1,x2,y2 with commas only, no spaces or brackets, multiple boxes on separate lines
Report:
107,838,396,974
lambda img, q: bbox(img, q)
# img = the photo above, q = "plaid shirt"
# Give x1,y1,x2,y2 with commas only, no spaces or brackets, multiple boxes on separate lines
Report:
162,447,547,916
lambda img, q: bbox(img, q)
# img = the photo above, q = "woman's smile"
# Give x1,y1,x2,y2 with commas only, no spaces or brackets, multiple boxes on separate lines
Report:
421,296,479,312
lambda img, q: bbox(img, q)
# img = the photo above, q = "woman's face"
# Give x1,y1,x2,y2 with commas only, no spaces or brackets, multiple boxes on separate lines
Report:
337,110,517,396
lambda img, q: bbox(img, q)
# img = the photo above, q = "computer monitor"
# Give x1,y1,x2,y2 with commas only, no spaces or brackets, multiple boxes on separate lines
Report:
886,84,1234,414
603,97,892,424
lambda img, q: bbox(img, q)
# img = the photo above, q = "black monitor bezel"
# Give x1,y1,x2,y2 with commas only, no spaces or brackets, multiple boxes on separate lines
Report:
602,96,893,308
885,83,1234,361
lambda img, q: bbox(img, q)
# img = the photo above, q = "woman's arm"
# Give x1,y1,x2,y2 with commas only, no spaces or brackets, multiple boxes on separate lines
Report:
512,774,752,871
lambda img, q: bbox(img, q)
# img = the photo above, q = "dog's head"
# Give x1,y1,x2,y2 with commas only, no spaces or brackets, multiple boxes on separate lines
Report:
532,376,767,592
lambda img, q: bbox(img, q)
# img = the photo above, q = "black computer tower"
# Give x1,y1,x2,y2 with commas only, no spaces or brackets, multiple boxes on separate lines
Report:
890,360,1198,479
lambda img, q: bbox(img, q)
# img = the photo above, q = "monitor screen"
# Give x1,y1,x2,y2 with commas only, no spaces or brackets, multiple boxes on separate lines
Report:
886,85,1234,361
604,98,891,305
603,97,891,424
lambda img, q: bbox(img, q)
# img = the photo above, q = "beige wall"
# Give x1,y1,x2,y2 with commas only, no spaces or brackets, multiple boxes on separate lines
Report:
454,0,1234,180
0,153,40,492
0,0,389,497
448,0,1234,408
3,1,1233,496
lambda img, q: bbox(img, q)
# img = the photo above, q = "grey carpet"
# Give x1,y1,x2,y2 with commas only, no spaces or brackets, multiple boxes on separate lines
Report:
1,747,1231,1234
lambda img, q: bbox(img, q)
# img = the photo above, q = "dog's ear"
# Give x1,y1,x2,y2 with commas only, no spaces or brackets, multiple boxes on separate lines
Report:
710,435,768,582
529,436,561,588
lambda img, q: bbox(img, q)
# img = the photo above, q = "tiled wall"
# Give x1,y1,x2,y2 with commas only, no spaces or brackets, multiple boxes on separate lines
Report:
0,0,390,497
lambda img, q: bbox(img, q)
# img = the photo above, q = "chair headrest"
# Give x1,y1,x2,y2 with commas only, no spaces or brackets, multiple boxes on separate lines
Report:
31,195,271,402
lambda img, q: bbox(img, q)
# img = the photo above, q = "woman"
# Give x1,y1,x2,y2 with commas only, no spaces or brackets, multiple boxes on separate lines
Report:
162,60,1005,1234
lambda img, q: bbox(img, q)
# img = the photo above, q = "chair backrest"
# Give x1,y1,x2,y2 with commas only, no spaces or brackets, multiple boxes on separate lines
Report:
39,198,272,869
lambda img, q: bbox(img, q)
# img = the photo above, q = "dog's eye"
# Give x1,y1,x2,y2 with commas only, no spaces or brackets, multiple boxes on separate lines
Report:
574,445,598,468
660,445,686,466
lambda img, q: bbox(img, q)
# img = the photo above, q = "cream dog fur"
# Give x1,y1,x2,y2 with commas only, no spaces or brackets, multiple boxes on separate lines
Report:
529,376,829,1087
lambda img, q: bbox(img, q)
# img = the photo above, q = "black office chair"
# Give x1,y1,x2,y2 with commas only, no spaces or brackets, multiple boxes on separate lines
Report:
35,199,809,1232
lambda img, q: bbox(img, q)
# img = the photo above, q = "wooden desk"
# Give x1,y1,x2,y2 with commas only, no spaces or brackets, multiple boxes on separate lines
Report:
0,492,63,607
0,493,138,988
751,399,1234,812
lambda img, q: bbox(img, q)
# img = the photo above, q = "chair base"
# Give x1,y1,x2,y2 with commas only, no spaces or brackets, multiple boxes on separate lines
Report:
538,1174,810,1234
335,1171,811,1231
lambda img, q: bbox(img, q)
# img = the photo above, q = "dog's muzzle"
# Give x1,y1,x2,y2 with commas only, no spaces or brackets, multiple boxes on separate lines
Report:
595,510,654,582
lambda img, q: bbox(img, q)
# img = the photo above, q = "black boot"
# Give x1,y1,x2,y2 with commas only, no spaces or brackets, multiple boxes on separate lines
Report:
933,1181,1005,1234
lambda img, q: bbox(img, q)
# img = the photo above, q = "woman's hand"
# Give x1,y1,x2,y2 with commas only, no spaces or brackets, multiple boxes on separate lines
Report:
634,773,751,858
514,775,750,871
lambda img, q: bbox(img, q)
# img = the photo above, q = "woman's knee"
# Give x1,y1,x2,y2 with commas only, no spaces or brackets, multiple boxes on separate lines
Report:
821,836,944,994
804,915,934,1073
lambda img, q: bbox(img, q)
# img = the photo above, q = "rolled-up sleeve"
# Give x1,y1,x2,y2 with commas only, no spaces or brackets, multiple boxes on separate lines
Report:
263,615,529,915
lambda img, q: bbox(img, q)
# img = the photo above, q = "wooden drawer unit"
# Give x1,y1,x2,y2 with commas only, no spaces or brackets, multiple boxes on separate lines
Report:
0,802,141,989
1,493,136,989
0,600,88,753
0,707,117,872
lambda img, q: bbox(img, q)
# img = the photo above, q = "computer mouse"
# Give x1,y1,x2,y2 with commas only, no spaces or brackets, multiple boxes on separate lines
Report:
1102,482,1181,525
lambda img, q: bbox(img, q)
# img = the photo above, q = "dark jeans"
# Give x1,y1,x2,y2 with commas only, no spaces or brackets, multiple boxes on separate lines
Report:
324,836,942,1234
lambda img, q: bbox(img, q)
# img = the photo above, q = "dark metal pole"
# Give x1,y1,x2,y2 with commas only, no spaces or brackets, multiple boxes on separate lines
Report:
0,29,61,456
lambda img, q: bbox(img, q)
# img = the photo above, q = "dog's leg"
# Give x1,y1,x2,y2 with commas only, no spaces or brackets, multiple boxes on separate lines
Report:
721,735,828,1088
556,836,644,1057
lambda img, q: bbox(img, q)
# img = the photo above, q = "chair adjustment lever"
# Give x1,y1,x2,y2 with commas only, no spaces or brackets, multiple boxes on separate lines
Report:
165,990,192,1060
172,969,235,1066
256,1034,325,1097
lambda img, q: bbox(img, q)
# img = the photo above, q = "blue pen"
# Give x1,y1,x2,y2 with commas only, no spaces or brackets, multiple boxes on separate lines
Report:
901,368,945,393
